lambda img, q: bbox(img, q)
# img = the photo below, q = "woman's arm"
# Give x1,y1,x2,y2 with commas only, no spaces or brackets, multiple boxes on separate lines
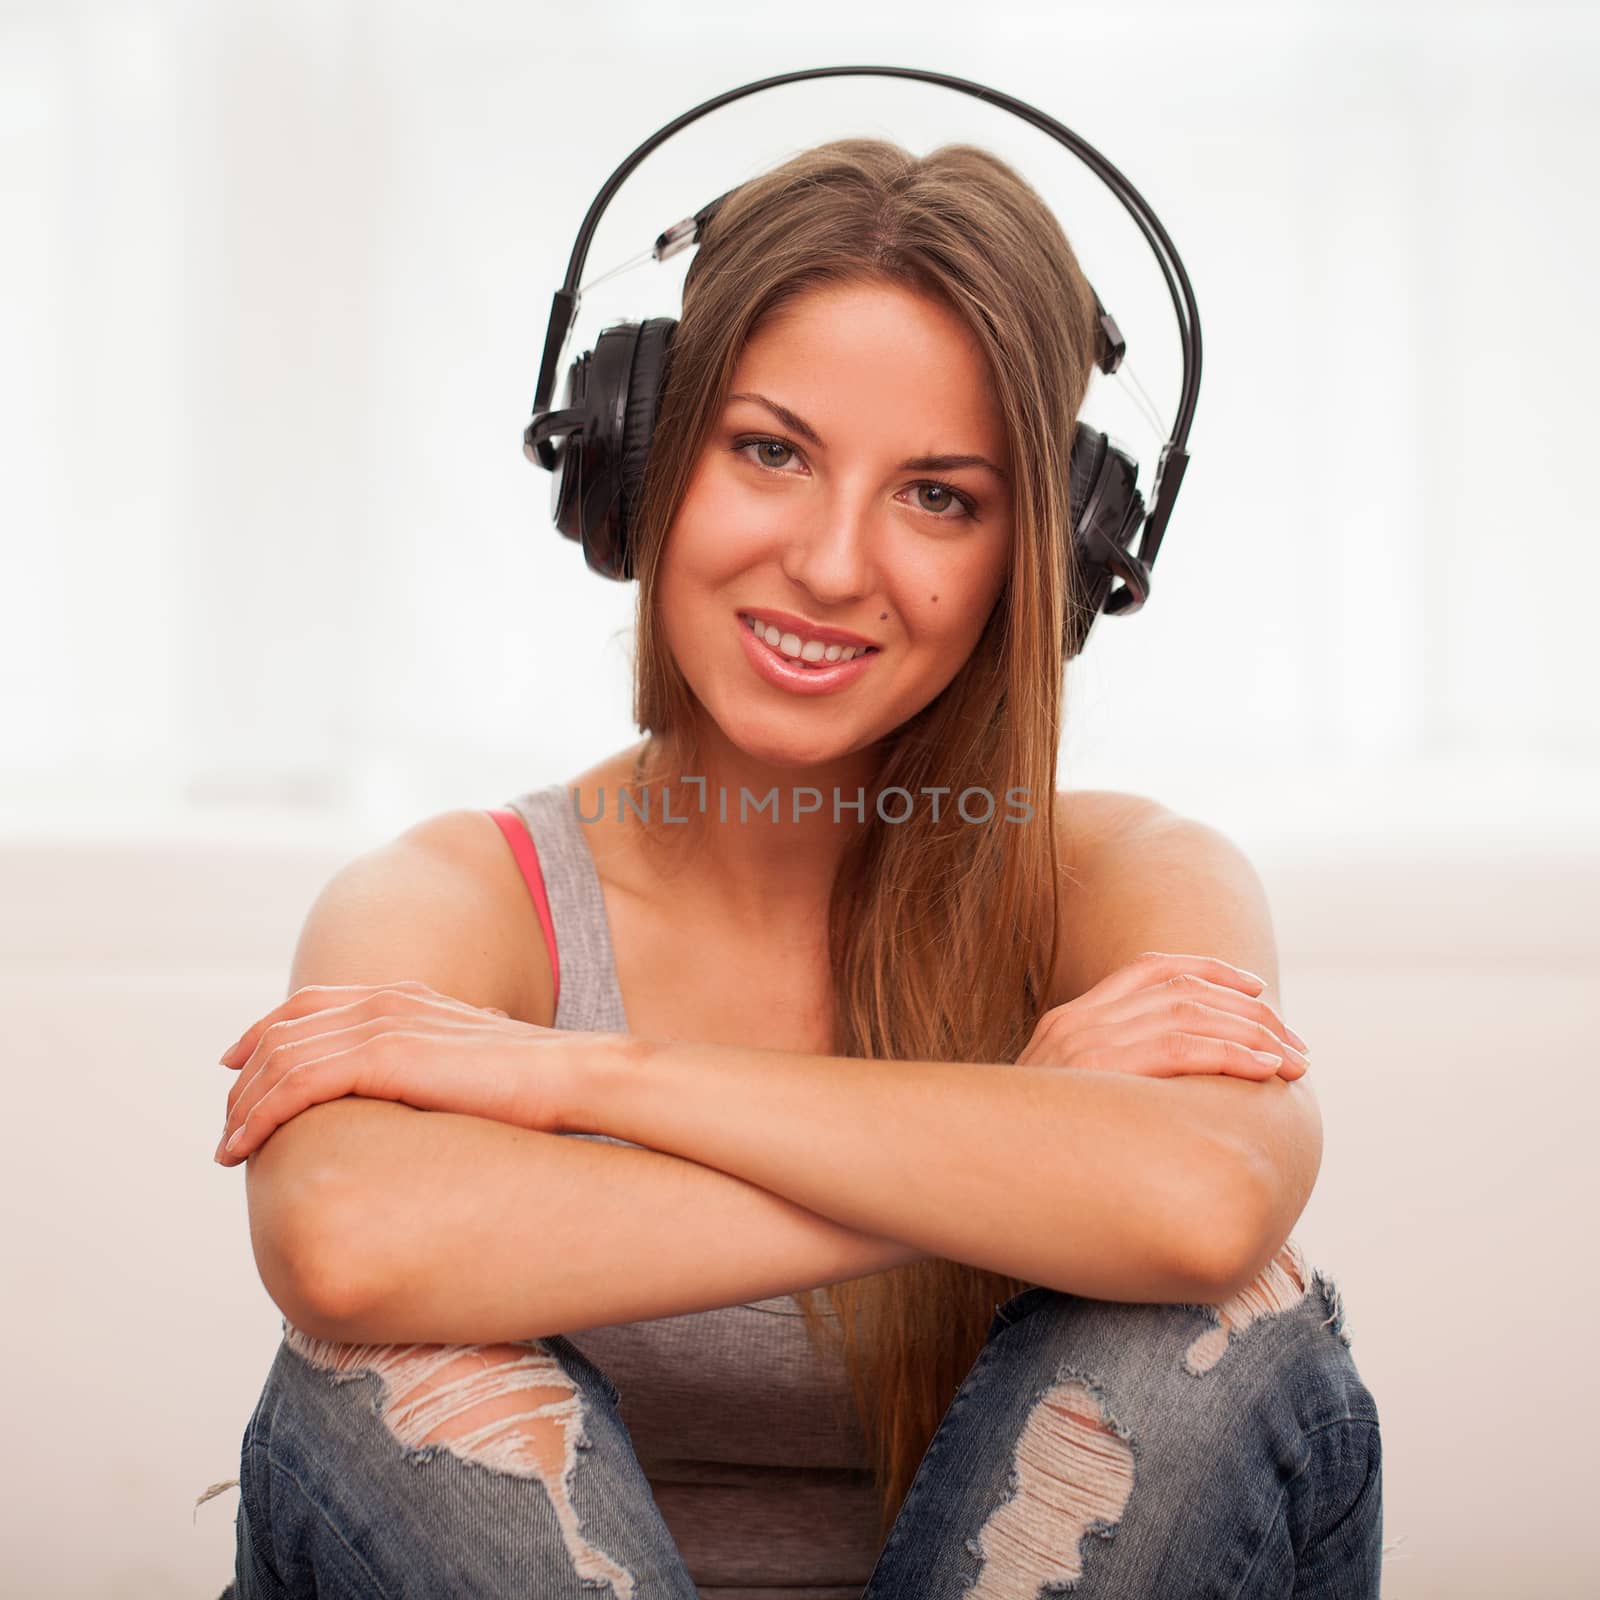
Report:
237,807,1257,1345
260,1096,931,1346
1048,798,1323,1290
236,808,931,1344
562,800,1317,1305
237,810,535,1330
569,1033,1256,1304
278,1037,1238,1348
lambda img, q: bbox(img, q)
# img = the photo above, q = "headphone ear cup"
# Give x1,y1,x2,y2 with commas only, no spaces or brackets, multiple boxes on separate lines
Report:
550,323,644,580
1065,423,1146,659
613,317,677,581
547,348,591,548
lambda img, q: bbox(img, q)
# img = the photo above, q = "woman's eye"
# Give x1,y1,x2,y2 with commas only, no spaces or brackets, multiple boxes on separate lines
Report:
912,483,972,518
732,436,802,473
748,438,795,469
733,436,977,522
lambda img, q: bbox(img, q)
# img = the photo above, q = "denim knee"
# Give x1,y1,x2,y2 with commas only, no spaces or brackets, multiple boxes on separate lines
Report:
230,1321,696,1598
866,1235,1384,1597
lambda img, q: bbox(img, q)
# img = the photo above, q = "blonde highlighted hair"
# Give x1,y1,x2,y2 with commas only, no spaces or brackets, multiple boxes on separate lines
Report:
621,137,1102,1543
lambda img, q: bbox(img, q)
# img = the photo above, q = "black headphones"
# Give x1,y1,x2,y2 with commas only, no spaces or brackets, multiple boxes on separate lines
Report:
523,65,1201,659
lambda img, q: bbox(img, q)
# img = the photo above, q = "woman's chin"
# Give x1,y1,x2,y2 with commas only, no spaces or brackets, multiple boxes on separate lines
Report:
683,705,843,770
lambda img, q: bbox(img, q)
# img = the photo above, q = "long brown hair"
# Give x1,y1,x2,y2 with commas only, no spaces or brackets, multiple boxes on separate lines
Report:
622,137,1102,1543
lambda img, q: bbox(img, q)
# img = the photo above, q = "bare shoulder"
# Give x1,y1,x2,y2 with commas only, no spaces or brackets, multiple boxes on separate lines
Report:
1046,788,1180,1007
1044,789,1289,1017
288,807,554,1029
400,808,557,1028
1052,788,1178,877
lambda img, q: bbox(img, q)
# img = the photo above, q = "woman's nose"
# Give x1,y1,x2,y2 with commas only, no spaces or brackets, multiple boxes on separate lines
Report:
779,500,878,601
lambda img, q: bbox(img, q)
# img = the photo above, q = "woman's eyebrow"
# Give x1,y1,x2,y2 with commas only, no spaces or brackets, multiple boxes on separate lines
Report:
726,391,1008,482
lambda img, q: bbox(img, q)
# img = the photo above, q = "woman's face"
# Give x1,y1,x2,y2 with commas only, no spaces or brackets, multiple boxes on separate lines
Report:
656,277,1015,770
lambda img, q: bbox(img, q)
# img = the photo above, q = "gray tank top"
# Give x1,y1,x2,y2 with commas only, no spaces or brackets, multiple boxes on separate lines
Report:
497,783,882,1596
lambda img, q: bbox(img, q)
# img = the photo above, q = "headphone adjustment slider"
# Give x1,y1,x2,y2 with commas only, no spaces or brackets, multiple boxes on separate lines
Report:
653,216,701,262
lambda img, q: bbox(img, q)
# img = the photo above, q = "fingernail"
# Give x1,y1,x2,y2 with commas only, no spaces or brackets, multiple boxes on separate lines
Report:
1285,1026,1308,1051
225,1129,243,1152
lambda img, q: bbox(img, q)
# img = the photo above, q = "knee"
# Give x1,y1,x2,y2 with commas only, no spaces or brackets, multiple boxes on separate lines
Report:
1181,1237,1379,1450
1181,1235,1327,1375
961,1237,1371,1589
278,1324,641,1596
281,1323,588,1482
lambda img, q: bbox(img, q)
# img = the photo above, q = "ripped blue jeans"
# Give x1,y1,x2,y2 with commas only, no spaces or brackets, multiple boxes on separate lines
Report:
222,1236,1383,1597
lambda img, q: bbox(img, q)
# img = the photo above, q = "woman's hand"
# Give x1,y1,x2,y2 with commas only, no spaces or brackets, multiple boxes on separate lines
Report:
211,981,582,1166
1015,951,1310,1082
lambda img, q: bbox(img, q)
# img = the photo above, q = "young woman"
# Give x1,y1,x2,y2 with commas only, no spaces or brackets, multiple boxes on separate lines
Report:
211,139,1382,1597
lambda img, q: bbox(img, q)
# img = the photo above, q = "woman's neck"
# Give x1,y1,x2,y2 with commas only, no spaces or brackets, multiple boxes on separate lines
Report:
606,732,882,931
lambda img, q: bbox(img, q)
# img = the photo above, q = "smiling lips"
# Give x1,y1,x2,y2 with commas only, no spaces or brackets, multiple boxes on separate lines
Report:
739,611,880,666
733,611,881,696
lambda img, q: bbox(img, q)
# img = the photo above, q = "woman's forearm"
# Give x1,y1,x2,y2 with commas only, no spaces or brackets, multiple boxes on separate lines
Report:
266,1096,930,1346
576,1034,1254,1302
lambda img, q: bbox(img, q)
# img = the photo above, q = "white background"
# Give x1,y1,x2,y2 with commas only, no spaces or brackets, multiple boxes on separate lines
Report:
2,2,1596,1595
5,0,1597,849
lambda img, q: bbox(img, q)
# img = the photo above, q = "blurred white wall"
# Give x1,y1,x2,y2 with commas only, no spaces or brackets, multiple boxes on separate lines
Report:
2,0,1597,1594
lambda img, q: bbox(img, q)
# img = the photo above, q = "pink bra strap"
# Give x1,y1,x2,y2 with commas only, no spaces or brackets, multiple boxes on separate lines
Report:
486,808,560,1016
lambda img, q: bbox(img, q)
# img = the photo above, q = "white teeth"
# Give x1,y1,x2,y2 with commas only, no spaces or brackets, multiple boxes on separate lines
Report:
742,613,873,664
